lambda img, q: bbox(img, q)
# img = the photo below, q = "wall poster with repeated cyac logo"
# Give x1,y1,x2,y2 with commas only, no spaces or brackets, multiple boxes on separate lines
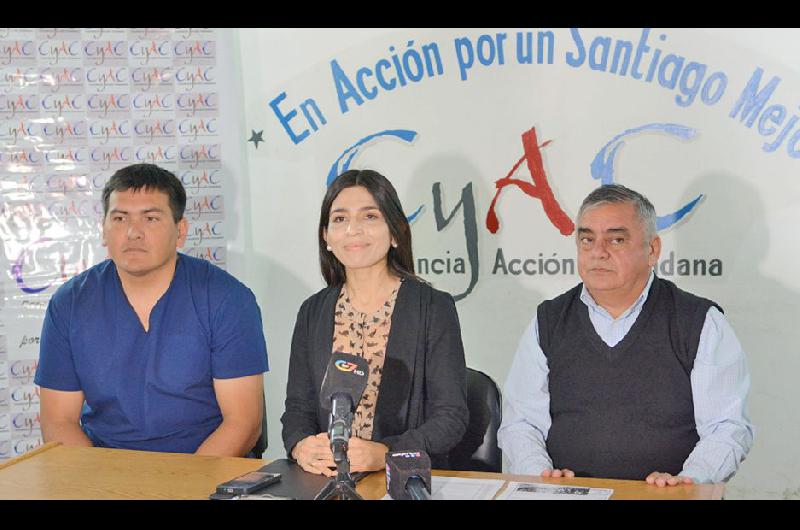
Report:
0,28,227,461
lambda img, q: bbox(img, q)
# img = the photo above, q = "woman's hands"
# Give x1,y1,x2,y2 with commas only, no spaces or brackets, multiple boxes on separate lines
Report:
347,438,389,473
292,433,389,476
292,433,336,477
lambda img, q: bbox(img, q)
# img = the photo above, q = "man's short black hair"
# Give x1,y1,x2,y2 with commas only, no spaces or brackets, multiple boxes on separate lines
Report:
102,164,186,223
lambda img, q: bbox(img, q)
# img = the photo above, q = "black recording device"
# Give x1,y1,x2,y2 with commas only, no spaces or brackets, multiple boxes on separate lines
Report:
216,470,282,495
385,451,432,500
319,352,369,464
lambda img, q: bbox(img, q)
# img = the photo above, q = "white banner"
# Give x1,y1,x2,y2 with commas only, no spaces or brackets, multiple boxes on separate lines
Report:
236,28,800,499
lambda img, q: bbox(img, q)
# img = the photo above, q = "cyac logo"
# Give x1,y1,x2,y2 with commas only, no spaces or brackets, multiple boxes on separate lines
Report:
11,238,89,294
180,169,222,194
327,122,706,301
176,92,217,115
175,65,215,90
183,247,225,265
87,93,130,117
1,67,39,92
173,40,215,62
132,93,175,116
330,123,703,234
129,40,171,65
42,120,87,143
40,93,84,115
83,41,127,65
131,66,173,91
38,40,81,65
1,41,35,65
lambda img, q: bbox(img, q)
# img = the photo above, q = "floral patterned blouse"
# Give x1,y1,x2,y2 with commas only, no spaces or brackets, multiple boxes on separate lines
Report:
331,281,401,440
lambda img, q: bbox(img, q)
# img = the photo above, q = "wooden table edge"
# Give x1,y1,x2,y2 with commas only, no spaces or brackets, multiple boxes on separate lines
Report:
0,442,62,471
420,470,726,501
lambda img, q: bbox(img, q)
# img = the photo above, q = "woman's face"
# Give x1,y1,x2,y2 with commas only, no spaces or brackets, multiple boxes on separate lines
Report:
324,186,394,274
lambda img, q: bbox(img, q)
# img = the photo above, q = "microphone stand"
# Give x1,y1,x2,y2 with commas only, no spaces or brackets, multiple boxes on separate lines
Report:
314,454,362,500
315,396,363,500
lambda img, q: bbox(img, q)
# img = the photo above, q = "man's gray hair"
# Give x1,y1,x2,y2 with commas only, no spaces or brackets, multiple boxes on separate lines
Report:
577,184,657,243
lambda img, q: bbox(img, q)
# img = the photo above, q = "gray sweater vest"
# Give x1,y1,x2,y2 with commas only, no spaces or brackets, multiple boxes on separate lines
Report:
537,276,721,480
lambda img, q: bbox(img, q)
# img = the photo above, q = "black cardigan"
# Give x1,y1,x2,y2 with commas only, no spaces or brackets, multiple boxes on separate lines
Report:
281,279,469,466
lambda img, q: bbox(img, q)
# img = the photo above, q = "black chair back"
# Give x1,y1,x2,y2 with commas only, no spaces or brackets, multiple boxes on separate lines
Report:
448,368,502,472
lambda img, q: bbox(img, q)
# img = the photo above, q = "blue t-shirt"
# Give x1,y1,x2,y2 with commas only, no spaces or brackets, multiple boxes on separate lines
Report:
34,253,269,453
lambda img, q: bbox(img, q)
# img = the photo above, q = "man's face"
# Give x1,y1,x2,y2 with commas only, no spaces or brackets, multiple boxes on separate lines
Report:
102,188,187,278
576,202,660,297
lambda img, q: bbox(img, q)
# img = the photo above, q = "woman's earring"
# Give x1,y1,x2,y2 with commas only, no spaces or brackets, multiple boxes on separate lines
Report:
326,245,332,251
391,241,398,248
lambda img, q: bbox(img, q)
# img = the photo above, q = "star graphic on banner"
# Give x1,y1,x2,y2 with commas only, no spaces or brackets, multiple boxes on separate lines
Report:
248,129,264,149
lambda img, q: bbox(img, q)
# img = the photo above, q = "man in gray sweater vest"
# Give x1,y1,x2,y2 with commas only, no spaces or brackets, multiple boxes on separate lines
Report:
498,184,753,487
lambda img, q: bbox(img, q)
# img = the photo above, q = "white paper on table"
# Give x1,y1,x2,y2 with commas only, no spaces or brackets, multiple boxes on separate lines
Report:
382,476,506,500
496,481,613,500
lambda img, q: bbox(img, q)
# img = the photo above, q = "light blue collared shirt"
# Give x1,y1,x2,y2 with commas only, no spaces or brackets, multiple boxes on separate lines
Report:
497,272,754,483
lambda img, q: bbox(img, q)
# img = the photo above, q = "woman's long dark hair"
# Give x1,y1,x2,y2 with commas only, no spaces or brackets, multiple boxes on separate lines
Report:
319,169,417,286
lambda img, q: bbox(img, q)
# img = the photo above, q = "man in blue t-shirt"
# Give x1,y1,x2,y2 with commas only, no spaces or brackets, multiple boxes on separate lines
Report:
35,163,269,456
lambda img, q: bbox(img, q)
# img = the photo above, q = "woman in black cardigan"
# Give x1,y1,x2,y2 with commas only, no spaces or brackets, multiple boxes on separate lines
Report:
281,169,468,476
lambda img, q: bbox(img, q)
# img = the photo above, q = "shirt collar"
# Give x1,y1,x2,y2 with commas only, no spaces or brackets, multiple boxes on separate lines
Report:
580,270,655,320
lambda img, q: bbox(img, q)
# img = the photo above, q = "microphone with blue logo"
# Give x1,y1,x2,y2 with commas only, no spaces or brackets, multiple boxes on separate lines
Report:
315,352,369,500
319,352,369,464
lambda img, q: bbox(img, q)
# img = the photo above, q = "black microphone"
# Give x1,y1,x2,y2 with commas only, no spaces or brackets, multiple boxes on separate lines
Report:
319,352,369,463
385,451,432,500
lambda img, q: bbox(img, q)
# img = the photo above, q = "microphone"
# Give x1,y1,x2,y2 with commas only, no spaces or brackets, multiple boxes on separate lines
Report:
385,451,432,500
319,352,369,463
